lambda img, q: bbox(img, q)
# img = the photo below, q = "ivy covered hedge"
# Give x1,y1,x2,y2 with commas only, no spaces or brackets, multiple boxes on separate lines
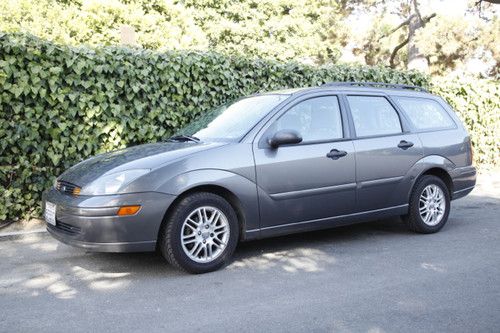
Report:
0,32,488,222
431,78,499,169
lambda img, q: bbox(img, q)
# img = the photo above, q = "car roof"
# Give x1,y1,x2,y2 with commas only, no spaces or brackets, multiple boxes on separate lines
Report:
261,88,307,95
261,83,433,98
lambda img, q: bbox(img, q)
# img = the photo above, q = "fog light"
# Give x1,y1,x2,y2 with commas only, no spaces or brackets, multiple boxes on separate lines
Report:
117,205,141,216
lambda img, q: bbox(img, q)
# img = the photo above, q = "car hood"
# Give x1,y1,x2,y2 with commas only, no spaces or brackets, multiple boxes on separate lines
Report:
59,141,225,186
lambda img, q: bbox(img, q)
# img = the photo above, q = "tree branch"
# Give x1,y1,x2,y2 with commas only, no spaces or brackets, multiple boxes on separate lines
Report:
390,36,410,68
378,14,415,41
422,13,437,26
379,10,436,42
378,12,436,42
412,0,424,24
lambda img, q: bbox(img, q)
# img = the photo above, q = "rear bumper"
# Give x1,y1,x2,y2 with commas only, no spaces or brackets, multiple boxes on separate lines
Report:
42,188,176,252
450,165,476,200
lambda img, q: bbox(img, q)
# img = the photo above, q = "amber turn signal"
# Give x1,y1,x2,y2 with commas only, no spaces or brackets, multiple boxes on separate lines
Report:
117,205,141,216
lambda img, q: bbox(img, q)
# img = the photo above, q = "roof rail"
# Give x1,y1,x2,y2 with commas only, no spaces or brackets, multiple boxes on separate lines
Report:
321,81,429,93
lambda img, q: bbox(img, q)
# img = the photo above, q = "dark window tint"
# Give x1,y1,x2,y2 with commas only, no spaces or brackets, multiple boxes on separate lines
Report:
394,97,455,130
347,96,402,137
272,96,343,142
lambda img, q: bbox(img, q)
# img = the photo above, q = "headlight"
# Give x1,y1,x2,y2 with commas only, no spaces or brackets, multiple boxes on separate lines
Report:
80,169,150,195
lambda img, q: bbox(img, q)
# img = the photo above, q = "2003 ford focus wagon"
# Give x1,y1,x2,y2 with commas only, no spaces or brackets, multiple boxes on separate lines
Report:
43,82,476,273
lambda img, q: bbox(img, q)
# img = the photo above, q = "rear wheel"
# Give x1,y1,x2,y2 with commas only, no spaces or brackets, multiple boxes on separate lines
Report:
159,192,239,274
403,175,451,233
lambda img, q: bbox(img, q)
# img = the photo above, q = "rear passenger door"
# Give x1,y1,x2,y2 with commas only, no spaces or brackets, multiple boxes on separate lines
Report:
345,95,424,212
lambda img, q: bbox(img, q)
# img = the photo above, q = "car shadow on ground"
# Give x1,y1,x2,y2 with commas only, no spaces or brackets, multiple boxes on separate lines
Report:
3,181,498,303
0,215,415,301
2,190,497,300
82,216,410,274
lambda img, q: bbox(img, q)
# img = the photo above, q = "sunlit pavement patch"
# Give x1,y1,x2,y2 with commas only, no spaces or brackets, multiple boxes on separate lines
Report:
0,228,47,241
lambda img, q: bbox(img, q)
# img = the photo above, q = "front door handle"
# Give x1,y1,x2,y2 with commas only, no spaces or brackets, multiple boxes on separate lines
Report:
326,149,348,160
398,140,414,150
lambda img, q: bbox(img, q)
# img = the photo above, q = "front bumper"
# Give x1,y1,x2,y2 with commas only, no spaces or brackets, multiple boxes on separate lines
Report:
42,188,176,252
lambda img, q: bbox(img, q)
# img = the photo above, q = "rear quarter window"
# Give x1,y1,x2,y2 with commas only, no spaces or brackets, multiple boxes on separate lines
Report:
394,96,456,131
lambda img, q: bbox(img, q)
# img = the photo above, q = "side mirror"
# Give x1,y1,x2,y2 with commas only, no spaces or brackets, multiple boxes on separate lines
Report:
268,129,303,148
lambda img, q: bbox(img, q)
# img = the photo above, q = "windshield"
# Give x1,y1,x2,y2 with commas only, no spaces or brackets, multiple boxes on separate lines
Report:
174,94,289,142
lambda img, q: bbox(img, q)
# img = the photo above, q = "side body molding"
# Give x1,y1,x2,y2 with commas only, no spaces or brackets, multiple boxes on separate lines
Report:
156,169,261,238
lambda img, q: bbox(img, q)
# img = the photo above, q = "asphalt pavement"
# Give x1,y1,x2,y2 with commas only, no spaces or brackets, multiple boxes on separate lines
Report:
1,173,499,332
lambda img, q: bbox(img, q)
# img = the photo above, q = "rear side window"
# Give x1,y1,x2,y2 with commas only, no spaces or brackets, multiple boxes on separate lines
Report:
394,97,455,130
347,96,402,137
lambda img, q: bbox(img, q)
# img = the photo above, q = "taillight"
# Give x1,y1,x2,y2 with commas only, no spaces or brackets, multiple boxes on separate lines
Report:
468,139,474,165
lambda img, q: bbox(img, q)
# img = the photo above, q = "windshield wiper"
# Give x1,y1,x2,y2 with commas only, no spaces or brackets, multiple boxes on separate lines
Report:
167,135,201,143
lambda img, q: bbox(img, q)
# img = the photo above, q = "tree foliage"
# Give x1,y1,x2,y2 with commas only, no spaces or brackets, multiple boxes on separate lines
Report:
181,0,350,63
350,0,498,77
415,14,499,77
0,0,350,63
1,0,497,76
0,0,208,50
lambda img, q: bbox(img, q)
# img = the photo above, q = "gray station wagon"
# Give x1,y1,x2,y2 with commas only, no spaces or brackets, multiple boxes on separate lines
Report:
43,82,476,273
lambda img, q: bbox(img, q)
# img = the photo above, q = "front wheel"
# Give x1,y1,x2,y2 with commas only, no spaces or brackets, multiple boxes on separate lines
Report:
403,175,451,233
159,192,239,274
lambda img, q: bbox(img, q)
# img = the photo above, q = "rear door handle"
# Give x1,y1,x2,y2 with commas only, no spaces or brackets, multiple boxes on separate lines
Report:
398,140,414,149
326,149,348,159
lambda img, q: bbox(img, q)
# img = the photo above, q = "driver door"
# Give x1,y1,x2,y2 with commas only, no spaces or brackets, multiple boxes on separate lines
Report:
253,95,356,230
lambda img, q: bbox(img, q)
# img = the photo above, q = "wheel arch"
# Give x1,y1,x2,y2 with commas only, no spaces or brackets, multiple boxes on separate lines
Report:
419,167,453,196
157,183,251,245
406,155,456,202
155,168,260,237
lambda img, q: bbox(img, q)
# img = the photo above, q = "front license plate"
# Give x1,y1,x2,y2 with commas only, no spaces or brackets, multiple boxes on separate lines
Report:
44,201,56,226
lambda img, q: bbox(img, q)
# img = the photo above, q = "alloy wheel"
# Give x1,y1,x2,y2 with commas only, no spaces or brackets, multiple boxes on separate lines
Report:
419,184,446,226
180,206,230,263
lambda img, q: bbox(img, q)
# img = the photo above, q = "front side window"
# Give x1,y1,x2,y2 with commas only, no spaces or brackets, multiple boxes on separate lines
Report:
347,96,402,137
270,96,343,142
394,96,455,130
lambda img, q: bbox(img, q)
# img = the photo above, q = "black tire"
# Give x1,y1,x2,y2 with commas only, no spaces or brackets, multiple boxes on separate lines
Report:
403,175,451,234
159,192,239,274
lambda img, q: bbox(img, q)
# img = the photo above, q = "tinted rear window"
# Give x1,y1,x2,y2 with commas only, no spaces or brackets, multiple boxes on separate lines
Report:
394,97,455,130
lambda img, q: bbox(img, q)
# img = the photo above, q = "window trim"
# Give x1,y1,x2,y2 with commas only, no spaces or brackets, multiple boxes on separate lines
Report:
391,95,458,133
256,93,348,148
343,94,408,139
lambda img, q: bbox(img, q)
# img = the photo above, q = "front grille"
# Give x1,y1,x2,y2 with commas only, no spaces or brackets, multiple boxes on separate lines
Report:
56,180,81,196
55,220,82,235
